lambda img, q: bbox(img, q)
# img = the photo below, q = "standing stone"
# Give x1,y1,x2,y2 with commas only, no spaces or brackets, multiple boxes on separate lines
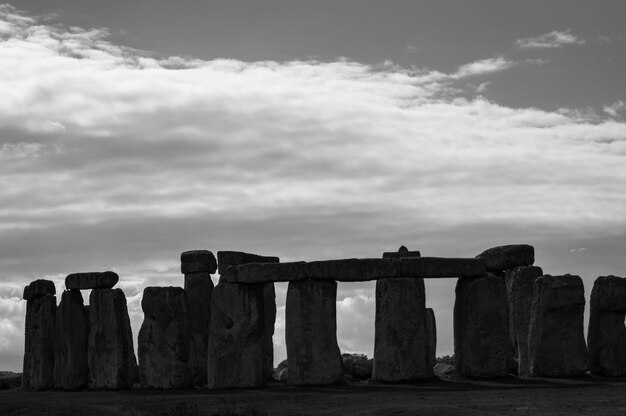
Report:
454,274,509,378
286,279,343,385
505,266,543,378
262,282,277,380
138,287,192,388
23,286,56,390
528,274,588,377
588,275,626,376
184,272,213,386
54,290,89,390
207,282,269,388
476,245,534,272
88,288,137,389
426,308,437,370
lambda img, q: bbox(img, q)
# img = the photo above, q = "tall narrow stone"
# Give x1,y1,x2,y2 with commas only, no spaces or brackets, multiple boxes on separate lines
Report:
528,274,588,377
504,266,542,378
588,275,626,376
23,281,56,390
454,274,509,378
286,279,343,385
207,283,268,388
88,288,137,389
54,290,89,390
138,287,192,388
184,272,213,386
426,308,437,370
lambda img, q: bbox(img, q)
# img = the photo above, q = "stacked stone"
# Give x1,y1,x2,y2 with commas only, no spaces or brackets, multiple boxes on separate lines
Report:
181,250,216,386
528,274,588,377
207,251,278,388
22,279,57,390
588,275,626,376
373,246,432,382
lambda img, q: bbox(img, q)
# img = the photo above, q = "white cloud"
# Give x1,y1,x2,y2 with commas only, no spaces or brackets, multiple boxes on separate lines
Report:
516,30,586,49
604,101,626,118
406,44,418,53
453,56,514,78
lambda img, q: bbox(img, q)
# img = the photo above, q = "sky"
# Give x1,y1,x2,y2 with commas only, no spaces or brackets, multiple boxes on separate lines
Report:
1,1,625,372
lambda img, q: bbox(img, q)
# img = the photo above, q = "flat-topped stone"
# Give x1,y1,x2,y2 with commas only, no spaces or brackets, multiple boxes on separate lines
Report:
401,257,485,278
591,275,626,312
227,262,307,283
476,244,534,272
23,293,56,390
217,251,279,275
181,250,217,274
66,271,119,290
307,258,402,281
382,247,421,259
23,279,56,301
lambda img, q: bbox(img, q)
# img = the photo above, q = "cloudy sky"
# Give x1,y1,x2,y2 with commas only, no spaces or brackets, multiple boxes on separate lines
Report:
1,1,625,372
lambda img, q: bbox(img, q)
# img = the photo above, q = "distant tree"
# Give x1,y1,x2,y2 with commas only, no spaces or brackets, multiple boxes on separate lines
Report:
436,354,455,365
276,359,288,372
341,353,373,380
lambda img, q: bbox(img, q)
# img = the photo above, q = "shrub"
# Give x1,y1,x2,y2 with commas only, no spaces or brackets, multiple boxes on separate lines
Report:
436,354,455,365
341,353,372,380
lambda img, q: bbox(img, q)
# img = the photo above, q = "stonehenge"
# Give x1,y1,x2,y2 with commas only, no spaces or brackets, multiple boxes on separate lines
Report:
54,290,89,390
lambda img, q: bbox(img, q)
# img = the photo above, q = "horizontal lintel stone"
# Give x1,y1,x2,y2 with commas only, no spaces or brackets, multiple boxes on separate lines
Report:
401,257,486,278
217,251,279,275
382,250,421,259
181,250,217,274
306,258,402,282
226,262,307,283
23,279,56,301
66,271,119,290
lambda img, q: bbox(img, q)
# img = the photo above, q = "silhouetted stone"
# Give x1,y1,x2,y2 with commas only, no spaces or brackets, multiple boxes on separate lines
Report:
528,274,588,377
476,245,534,272
262,282,276,380
65,271,119,290
228,261,307,283
23,279,55,301
207,282,268,388
426,308,437,370
454,274,509,378
401,257,486,278
505,266,543,377
88,288,137,389
138,287,192,388
184,272,213,386
54,290,89,390
23,292,56,390
181,250,217,274
286,279,343,385
307,258,402,281
382,246,421,259
588,275,626,376
217,251,279,276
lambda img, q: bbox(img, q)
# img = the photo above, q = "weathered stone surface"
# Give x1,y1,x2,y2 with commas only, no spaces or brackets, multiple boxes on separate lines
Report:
23,293,56,390
181,250,217,274
184,272,213,386
207,283,269,388
286,279,343,385
54,290,89,390
454,274,509,378
401,257,486,278
228,261,307,283
434,363,455,378
588,275,626,376
307,258,402,281
528,274,588,377
262,282,276,380
373,277,431,382
138,287,192,388
217,251,279,275
23,279,55,301
476,244,534,272
65,271,119,290
504,266,542,378
426,308,437,370
88,288,137,389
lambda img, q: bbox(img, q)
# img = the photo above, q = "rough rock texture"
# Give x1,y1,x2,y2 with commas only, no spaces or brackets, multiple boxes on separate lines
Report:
181,250,217,274
401,257,486,278
23,293,56,390
65,271,119,290
588,275,626,376
504,266,543,378
23,279,55,301
217,251,279,277
373,278,431,382
476,245,534,272
307,258,402,281
184,272,213,386
454,275,509,378
426,308,437,370
229,261,307,283
54,290,89,390
262,282,277,380
138,287,192,388
528,274,588,377
434,363,455,378
286,279,343,385
381,245,421,259
208,283,270,388
88,288,137,389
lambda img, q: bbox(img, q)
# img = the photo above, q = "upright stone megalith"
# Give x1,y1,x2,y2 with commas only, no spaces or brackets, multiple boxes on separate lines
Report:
426,308,437,370
23,280,56,390
54,290,89,390
454,274,509,378
505,266,542,377
588,275,626,376
88,288,137,389
373,247,431,382
528,274,588,377
286,279,343,385
207,282,269,388
138,287,192,388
